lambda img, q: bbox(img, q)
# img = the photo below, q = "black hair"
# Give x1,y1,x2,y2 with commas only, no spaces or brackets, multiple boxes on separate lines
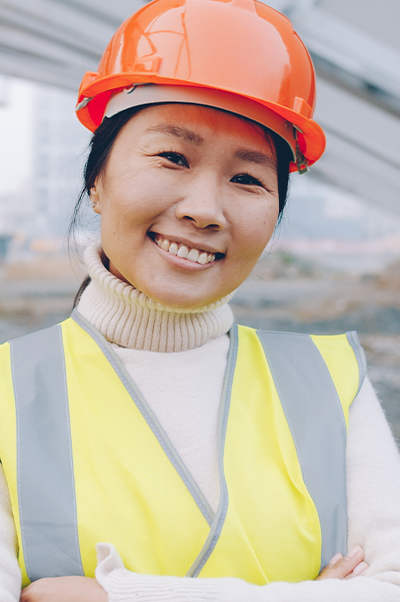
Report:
70,106,292,307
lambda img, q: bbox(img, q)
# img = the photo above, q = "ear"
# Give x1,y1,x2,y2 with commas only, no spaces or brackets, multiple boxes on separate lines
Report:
89,179,102,214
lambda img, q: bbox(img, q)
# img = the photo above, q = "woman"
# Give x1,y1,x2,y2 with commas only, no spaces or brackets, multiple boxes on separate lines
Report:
0,0,400,600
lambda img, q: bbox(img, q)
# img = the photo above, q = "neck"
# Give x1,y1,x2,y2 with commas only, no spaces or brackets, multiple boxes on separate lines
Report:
76,245,234,352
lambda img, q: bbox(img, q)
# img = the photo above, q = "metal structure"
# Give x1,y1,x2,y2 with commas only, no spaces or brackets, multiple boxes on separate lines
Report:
0,0,399,213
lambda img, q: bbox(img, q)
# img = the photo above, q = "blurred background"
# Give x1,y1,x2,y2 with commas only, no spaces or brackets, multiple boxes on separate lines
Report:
0,0,400,439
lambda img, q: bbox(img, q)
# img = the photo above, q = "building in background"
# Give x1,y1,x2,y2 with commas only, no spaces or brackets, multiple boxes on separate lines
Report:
0,77,90,259
32,84,90,238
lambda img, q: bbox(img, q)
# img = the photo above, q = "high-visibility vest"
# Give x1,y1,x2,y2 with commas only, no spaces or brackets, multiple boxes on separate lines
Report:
0,310,366,588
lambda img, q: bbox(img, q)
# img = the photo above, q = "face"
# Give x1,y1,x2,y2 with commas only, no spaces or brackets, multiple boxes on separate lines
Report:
91,104,280,309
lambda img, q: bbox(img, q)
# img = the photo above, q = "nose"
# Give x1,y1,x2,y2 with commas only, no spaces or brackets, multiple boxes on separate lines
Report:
174,179,227,230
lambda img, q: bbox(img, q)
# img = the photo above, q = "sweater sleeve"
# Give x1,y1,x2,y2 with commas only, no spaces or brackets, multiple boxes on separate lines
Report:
96,376,400,602
0,463,21,601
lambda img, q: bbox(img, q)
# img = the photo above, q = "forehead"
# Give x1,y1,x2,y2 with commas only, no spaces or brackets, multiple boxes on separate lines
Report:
117,103,275,152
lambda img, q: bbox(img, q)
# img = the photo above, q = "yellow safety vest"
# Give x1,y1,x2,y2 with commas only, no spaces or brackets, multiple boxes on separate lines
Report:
0,310,366,587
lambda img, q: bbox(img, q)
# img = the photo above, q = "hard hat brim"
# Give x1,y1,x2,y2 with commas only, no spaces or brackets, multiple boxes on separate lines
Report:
76,78,325,173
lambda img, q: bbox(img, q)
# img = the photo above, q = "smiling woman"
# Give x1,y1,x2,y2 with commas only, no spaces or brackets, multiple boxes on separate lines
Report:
1,1,400,601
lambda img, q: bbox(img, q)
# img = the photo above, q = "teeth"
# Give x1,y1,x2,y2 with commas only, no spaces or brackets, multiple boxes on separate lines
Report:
187,249,200,262
177,245,189,259
154,235,217,265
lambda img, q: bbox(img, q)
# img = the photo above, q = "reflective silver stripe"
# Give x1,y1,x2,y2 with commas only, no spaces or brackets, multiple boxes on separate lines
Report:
256,331,348,570
186,324,238,578
346,331,367,395
71,310,215,526
10,325,83,581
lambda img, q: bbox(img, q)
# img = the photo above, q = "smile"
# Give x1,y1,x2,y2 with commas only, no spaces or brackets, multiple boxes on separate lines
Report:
153,234,218,265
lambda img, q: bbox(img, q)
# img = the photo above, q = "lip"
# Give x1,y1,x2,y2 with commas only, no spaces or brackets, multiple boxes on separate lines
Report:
149,235,220,271
149,231,224,256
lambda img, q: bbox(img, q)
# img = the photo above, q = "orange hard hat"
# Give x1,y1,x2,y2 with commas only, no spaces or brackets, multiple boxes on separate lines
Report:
76,0,326,173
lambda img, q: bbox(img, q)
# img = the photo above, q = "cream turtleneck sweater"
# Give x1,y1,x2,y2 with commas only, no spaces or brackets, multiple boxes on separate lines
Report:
78,245,234,353
1,246,400,602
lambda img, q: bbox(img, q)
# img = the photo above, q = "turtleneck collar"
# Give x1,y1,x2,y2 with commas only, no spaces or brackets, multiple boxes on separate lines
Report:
76,245,234,352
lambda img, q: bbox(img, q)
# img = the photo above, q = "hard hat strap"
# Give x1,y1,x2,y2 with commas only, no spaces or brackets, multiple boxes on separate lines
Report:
293,126,309,175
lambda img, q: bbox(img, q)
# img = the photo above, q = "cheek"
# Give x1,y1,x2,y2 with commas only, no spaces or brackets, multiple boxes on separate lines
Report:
100,173,175,227
234,201,279,258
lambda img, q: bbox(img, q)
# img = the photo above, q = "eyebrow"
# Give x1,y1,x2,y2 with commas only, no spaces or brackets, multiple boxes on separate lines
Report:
235,148,277,172
143,124,277,171
143,123,204,145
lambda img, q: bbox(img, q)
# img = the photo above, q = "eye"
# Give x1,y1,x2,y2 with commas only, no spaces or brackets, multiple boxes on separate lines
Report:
158,152,188,167
231,173,263,187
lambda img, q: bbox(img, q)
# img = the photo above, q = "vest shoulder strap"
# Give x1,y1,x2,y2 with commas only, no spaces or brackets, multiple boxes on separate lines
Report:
254,328,366,568
8,321,84,582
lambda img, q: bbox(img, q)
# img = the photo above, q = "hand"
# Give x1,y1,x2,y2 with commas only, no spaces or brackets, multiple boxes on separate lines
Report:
20,576,108,602
316,545,369,580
